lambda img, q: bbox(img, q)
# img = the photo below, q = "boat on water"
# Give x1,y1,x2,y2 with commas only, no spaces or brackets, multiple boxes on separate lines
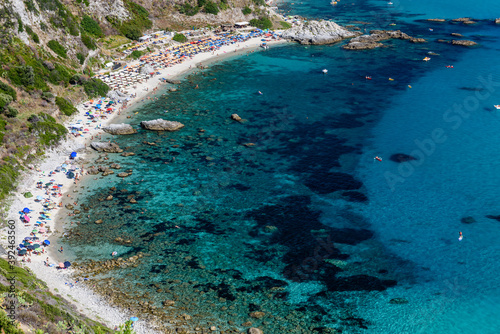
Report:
260,43,268,49
494,105,500,109
322,69,328,74
423,57,431,61
331,0,337,5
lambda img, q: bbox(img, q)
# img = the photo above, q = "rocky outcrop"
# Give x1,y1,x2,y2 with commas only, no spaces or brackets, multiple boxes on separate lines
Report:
140,119,185,131
102,123,137,135
140,64,155,75
451,33,463,37
452,17,470,22
90,142,123,153
451,39,477,46
248,328,264,334
106,90,129,101
282,20,360,45
427,19,446,22
165,78,181,84
495,18,500,24
231,114,242,122
410,38,427,43
343,30,413,50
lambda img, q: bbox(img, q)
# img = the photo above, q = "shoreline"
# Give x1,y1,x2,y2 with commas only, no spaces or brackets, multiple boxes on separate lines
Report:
0,35,287,332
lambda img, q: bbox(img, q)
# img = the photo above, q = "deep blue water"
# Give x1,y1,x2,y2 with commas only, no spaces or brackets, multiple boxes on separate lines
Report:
61,0,500,332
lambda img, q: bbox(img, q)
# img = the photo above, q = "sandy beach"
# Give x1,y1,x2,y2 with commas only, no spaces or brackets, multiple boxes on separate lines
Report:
0,34,286,332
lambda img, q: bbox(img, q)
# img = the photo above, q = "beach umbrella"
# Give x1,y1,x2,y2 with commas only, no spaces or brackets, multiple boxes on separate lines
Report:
23,208,30,213
64,261,71,268
32,236,40,240
24,215,30,222
70,152,77,158
18,249,27,256
24,192,33,198
32,229,37,233
22,241,31,247
32,244,41,249
43,240,50,246
39,228,46,233
27,245,35,250
130,317,138,322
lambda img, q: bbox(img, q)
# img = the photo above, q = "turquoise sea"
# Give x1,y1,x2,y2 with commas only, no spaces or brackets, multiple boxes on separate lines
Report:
61,0,500,332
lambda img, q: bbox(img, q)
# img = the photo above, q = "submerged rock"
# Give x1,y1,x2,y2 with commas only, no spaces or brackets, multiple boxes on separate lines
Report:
282,20,360,45
140,119,185,131
121,152,135,157
90,142,123,153
461,216,476,224
389,298,409,304
102,123,137,135
389,153,417,163
427,18,446,22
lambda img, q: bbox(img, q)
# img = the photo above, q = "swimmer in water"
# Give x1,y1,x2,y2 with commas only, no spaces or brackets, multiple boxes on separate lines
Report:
459,231,463,241
258,91,263,95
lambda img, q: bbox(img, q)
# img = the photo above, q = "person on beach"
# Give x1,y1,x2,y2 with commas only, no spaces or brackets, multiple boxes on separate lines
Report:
60,246,63,252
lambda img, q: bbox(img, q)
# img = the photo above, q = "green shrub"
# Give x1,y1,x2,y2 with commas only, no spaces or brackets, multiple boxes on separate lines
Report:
40,22,48,31
55,96,77,116
0,93,13,109
47,40,67,58
41,91,54,101
8,66,35,87
173,33,187,43
0,81,17,100
18,18,24,32
250,17,273,29
83,78,109,98
242,6,252,15
3,105,18,118
81,15,103,37
29,117,68,146
253,0,266,5
76,52,85,65
280,21,291,29
204,1,219,15
180,3,200,16
0,309,23,334
120,24,142,40
130,50,142,59
81,34,96,50
69,74,82,85
32,32,40,43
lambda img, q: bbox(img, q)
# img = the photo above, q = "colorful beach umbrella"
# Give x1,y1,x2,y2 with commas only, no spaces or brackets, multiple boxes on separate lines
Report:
43,240,50,245
130,317,138,322
18,249,27,256
24,215,30,222
23,208,30,213
64,261,71,268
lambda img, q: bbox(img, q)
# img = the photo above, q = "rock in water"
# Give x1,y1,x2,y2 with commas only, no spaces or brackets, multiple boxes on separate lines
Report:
90,142,123,153
102,123,137,135
343,30,414,50
451,40,478,46
282,20,359,45
248,328,264,334
389,153,417,163
231,114,242,122
495,18,500,24
165,78,181,84
140,119,185,131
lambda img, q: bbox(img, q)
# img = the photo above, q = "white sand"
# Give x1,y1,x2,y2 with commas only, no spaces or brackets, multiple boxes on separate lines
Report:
0,35,287,332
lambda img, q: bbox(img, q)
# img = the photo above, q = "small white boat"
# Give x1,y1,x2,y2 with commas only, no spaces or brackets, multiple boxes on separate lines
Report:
322,69,328,74
388,1,393,4
494,105,500,110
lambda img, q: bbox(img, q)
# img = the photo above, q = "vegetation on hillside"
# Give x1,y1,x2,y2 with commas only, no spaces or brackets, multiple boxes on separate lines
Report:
0,258,139,333
250,17,273,29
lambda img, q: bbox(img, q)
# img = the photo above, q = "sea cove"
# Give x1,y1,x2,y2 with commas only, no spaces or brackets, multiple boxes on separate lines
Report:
3,0,500,333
